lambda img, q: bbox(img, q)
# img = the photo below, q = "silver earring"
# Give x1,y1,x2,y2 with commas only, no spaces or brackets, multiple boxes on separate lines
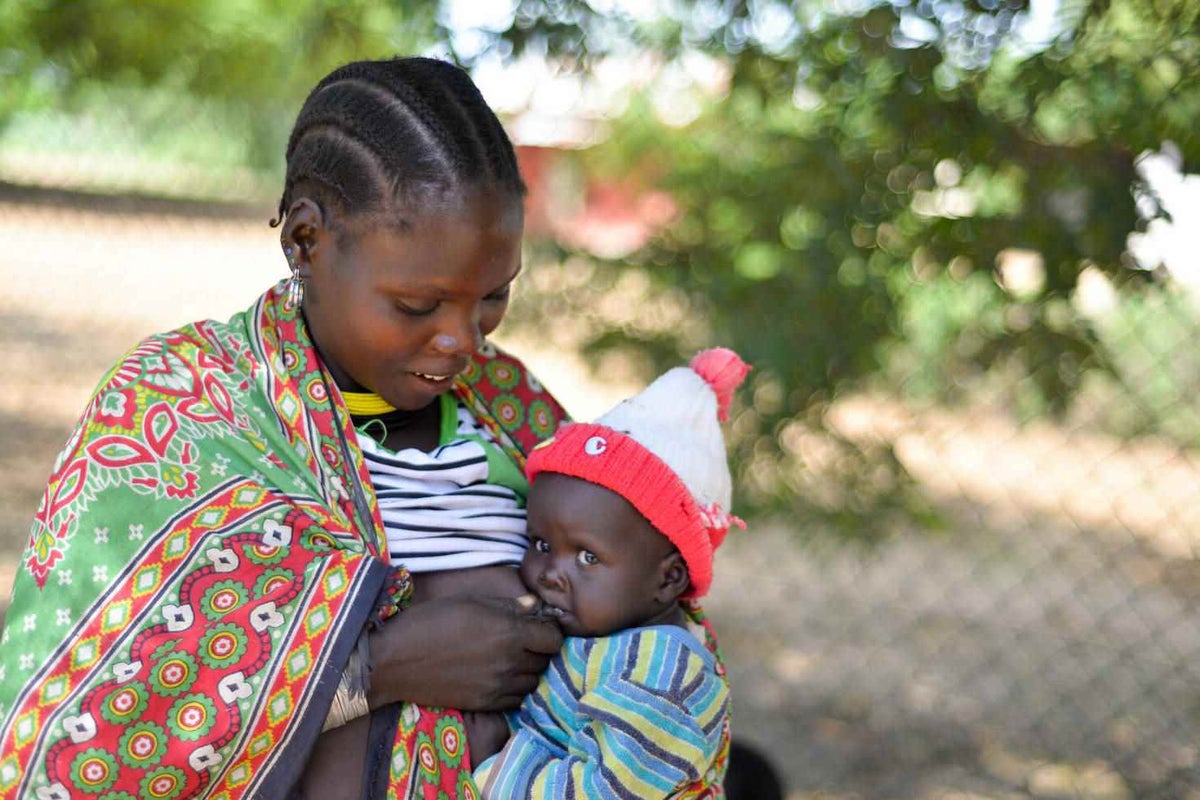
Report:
285,246,305,307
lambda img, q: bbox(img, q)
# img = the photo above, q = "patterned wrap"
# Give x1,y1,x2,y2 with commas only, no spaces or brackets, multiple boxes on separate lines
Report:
0,283,570,799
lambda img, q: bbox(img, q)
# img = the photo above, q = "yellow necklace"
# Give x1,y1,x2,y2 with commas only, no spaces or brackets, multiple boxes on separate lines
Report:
341,391,397,416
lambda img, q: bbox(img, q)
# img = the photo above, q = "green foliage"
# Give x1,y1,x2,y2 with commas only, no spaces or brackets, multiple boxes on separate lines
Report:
499,0,1200,533
5,0,1200,533
887,270,1006,399
0,0,443,172
1088,286,1200,445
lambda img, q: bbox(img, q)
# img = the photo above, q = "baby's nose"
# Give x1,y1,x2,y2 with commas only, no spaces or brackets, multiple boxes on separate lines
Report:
538,567,565,591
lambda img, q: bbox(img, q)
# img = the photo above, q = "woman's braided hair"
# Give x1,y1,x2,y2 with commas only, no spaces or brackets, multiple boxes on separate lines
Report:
272,57,525,230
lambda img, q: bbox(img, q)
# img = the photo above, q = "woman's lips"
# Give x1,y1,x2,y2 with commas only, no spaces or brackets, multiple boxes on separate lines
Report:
409,369,458,384
408,361,467,384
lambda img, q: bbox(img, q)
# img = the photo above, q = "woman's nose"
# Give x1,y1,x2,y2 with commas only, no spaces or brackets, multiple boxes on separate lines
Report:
430,308,483,356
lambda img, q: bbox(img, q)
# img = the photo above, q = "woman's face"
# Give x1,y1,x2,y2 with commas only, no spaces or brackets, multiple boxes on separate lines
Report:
293,189,523,411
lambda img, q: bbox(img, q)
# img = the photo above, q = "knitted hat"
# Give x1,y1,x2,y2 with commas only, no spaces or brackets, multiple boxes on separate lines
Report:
526,348,750,597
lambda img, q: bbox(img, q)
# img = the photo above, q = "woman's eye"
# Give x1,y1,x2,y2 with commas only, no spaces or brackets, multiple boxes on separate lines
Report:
576,550,598,566
395,299,439,317
533,538,550,553
484,286,511,303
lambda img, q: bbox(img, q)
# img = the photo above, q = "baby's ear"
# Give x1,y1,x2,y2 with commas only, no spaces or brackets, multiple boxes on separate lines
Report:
656,552,691,603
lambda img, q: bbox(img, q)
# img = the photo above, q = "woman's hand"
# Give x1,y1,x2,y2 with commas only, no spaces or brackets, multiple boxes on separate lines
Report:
368,593,562,712
463,711,511,770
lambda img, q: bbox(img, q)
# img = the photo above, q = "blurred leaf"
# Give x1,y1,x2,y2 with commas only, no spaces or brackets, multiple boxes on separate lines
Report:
5,0,1200,536
497,0,1200,535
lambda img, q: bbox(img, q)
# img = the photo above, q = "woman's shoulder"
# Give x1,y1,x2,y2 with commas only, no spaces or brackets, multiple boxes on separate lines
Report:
86,291,271,409
462,341,548,393
453,341,573,456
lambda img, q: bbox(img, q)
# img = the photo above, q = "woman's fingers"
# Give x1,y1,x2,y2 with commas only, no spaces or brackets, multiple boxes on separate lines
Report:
518,614,563,655
491,676,540,709
367,595,564,711
497,593,562,652
513,592,540,613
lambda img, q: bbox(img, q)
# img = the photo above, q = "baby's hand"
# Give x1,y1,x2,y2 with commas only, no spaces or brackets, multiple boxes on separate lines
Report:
463,711,511,770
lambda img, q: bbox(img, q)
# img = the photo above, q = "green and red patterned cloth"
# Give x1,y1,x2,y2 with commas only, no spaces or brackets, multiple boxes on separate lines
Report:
0,283,729,798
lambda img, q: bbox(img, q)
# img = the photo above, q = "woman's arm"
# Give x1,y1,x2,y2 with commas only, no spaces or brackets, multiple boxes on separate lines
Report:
297,715,372,799
462,711,513,770
296,594,562,798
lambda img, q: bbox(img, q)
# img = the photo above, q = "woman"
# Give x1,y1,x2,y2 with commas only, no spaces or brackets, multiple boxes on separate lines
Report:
0,57,569,799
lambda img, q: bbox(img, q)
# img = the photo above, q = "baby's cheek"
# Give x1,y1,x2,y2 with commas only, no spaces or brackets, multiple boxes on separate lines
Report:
518,558,538,590
575,596,616,636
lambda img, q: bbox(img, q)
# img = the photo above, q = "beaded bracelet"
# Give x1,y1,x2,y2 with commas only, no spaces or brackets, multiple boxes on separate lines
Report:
322,632,372,731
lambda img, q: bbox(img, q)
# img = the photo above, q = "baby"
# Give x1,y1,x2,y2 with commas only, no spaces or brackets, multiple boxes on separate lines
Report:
473,347,750,798
356,347,748,795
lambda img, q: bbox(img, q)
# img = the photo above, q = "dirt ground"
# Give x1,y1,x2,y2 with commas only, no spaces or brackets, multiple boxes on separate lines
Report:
3,194,1200,798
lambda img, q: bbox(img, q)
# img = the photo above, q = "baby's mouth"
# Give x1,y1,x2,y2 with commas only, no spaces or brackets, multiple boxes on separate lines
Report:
534,597,567,620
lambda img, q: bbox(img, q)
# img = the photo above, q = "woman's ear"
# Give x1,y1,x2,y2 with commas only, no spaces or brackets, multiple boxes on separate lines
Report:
655,552,691,604
281,198,327,271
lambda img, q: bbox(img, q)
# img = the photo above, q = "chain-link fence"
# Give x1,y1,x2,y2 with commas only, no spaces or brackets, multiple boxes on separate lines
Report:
712,404,1200,799
2,173,1200,800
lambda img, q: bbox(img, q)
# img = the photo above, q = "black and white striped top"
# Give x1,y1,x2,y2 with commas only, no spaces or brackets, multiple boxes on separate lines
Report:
358,399,529,573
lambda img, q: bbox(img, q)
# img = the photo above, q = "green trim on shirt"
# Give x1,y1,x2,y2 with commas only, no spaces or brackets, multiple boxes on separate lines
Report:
438,392,459,446
357,392,528,503
467,435,529,503
441,392,527,500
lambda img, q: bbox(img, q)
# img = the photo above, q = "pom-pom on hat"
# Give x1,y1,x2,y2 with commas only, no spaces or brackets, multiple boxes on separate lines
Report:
526,348,750,597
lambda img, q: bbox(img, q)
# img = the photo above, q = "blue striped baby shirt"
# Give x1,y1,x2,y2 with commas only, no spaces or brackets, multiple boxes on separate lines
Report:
475,624,729,798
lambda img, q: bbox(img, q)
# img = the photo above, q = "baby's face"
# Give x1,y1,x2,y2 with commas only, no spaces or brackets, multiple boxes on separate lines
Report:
520,473,678,637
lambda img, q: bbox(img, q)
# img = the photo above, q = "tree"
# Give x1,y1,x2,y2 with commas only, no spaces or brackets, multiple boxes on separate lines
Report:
484,0,1200,531
0,0,442,168
6,0,1199,530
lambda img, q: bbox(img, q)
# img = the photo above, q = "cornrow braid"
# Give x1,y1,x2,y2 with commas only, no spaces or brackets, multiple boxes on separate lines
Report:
272,57,526,228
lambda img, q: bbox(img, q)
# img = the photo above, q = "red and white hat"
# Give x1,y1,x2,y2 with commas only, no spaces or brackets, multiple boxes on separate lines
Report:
526,348,750,597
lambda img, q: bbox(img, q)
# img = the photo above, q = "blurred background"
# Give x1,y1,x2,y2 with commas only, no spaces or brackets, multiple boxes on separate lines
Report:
2,0,1200,797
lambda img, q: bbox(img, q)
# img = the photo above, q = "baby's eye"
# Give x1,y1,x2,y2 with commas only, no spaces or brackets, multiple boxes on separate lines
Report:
576,550,598,566
532,538,550,553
